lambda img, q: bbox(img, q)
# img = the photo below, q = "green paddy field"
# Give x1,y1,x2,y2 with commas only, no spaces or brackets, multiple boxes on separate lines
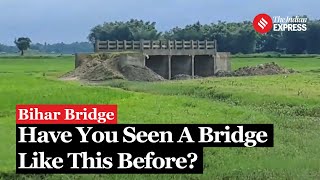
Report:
0,56,319,179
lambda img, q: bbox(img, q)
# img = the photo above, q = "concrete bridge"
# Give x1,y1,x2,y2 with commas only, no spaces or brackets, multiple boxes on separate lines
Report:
90,40,230,80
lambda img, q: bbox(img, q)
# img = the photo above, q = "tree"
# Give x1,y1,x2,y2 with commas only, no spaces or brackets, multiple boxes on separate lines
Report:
88,19,161,43
164,22,205,40
256,30,282,53
305,20,320,53
14,37,31,56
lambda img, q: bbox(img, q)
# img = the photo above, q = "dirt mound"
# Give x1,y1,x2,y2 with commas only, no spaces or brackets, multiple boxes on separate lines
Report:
61,53,164,82
80,60,124,81
216,62,296,77
120,65,165,81
233,62,296,76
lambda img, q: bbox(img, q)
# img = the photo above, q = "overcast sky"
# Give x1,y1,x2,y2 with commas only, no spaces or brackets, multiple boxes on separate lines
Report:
0,0,319,45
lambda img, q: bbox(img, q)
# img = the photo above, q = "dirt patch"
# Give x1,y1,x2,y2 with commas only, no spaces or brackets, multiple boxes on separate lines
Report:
216,62,296,77
61,53,164,82
172,74,202,80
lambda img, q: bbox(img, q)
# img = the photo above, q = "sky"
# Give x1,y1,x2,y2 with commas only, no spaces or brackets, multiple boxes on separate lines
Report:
1,0,319,45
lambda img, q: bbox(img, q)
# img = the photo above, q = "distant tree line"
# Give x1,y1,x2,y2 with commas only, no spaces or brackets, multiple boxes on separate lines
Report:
89,18,320,54
0,42,93,54
0,44,17,53
30,42,93,54
1,18,319,55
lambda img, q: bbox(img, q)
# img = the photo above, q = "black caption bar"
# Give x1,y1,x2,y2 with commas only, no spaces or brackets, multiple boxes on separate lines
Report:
16,124,273,174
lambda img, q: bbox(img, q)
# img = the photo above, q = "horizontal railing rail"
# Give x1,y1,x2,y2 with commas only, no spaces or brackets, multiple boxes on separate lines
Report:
95,40,217,52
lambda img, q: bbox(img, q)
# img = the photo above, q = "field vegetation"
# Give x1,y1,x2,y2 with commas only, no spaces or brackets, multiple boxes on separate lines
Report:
0,56,319,179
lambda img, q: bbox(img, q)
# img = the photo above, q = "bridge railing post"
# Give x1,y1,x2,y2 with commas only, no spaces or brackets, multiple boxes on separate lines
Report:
123,40,127,50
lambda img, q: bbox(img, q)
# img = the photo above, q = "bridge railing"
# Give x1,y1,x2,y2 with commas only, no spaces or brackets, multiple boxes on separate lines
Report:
95,40,217,52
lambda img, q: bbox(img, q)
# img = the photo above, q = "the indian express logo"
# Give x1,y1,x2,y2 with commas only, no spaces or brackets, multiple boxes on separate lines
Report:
253,14,308,34
273,16,308,31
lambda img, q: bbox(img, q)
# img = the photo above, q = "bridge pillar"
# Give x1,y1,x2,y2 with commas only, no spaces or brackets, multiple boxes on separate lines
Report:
168,55,172,80
191,55,195,79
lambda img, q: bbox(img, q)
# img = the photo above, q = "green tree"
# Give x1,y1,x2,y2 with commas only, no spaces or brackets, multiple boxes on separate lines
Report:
14,37,31,56
86,17,320,54
164,22,204,40
279,31,307,54
305,20,320,53
256,30,282,53
88,19,161,43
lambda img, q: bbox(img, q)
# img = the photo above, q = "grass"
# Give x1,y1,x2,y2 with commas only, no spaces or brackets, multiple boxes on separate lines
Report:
0,56,319,179
231,53,320,58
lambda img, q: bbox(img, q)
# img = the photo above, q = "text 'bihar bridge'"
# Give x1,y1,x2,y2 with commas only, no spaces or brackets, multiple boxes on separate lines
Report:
90,40,230,80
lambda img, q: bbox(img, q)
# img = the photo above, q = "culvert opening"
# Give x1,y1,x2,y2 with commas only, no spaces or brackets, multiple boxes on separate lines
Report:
171,55,192,78
145,55,170,79
194,55,215,77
